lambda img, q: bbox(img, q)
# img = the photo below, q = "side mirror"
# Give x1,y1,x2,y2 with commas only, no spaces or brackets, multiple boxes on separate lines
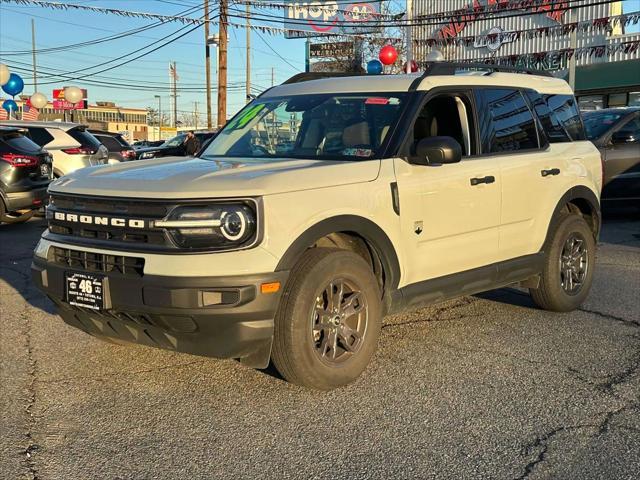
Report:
611,131,637,145
409,136,462,166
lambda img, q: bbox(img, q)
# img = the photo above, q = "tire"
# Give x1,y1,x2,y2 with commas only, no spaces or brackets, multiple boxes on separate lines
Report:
271,248,382,390
0,200,36,225
530,213,596,312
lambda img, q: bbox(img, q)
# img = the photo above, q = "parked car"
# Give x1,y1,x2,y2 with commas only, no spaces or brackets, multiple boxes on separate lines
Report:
132,140,165,149
0,121,108,177
89,130,136,164
0,126,53,224
583,107,640,203
33,64,602,390
136,131,217,159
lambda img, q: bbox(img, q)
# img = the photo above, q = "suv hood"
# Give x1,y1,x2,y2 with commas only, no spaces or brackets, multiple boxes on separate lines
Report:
49,156,381,198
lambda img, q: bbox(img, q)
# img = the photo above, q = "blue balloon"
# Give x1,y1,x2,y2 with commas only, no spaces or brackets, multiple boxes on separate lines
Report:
367,59,383,75
2,99,18,115
2,73,24,96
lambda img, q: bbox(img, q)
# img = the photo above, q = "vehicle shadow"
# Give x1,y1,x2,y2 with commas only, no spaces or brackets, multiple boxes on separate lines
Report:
0,217,56,314
599,204,640,247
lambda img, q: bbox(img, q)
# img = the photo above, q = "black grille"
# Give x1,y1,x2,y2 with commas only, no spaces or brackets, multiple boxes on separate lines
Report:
51,247,145,277
48,194,170,248
51,194,168,217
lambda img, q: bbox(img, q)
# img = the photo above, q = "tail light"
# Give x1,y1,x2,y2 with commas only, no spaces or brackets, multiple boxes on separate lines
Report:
0,153,39,167
62,146,96,155
122,149,136,159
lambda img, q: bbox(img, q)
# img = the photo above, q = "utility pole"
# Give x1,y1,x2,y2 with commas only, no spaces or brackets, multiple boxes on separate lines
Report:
245,1,251,103
271,67,275,86
154,95,162,141
170,61,178,128
217,0,228,128
194,101,199,130
31,19,37,90
204,0,212,129
405,0,413,73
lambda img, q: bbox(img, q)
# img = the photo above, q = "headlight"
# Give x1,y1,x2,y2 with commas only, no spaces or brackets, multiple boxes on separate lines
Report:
156,203,257,250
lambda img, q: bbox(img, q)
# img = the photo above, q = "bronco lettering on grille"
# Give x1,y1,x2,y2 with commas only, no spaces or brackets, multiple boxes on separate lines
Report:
53,211,146,229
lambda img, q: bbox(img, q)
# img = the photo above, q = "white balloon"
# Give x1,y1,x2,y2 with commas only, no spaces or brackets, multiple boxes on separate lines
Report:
0,64,9,86
64,86,83,103
426,48,445,62
30,92,48,109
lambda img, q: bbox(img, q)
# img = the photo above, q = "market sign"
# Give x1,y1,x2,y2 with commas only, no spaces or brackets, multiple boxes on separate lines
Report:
284,1,380,38
52,88,88,110
310,41,354,58
473,26,518,52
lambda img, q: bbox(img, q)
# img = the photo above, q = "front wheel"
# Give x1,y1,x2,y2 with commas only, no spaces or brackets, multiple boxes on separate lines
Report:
271,248,382,390
0,201,36,225
530,213,596,312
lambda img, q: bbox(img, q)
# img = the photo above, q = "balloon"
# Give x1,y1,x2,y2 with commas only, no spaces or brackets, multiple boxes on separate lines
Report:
30,92,48,109
426,48,445,62
379,45,398,66
0,64,9,86
2,99,18,115
64,86,83,103
403,60,419,73
2,73,24,96
366,59,383,75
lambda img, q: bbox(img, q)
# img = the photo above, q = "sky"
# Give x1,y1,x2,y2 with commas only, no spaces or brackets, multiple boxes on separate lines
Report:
0,0,639,123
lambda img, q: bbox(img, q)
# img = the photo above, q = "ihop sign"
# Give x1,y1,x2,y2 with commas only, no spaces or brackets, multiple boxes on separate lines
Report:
284,1,380,37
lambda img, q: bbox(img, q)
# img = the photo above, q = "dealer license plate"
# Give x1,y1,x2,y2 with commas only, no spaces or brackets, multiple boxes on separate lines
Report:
65,272,104,310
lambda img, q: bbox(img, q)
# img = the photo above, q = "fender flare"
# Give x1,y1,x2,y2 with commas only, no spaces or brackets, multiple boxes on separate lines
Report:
275,215,402,292
543,185,601,248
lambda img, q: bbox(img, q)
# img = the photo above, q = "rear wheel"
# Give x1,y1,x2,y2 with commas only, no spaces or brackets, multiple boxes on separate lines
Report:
530,213,596,312
271,248,382,390
0,200,35,225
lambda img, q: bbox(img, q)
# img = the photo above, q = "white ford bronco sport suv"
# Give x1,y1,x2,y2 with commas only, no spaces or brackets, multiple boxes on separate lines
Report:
32,63,602,390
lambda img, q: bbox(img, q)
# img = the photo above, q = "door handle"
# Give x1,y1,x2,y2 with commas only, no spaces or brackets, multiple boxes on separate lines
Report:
470,175,495,186
541,168,561,177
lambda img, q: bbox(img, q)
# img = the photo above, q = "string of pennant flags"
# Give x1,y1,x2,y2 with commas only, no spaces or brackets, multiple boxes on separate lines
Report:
415,11,640,47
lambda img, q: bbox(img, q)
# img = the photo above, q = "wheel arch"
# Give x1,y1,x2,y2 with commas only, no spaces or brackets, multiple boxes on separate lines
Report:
544,186,601,248
275,215,402,296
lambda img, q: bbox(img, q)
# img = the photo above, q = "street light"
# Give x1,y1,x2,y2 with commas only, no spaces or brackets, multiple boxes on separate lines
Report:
154,95,161,141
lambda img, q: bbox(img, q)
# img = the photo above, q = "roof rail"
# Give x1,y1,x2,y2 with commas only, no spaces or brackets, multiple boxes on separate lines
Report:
422,61,554,78
282,72,364,85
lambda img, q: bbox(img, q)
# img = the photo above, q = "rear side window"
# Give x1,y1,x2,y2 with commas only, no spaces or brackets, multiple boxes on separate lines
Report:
98,135,123,151
0,132,42,153
545,95,586,141
475,88,539,153
27,127,54,147
525,91,570,143
68,128,102,149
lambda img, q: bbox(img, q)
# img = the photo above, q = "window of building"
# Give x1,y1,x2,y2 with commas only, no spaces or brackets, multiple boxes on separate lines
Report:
578,95,604,111
608,93,628,108
474,88,538,153
628,92,640,107
545,95,586,141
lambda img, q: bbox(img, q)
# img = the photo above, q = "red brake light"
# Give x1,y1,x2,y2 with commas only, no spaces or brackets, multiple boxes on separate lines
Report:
0,153,39,167
122,149,135,159
62,147,96,155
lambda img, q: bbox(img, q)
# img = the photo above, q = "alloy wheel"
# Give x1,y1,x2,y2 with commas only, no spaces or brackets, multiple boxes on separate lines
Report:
559,232,589,295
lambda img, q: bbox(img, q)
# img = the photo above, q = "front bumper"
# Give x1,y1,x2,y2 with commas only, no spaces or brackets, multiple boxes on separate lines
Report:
32,256,288,367
5,186,48,212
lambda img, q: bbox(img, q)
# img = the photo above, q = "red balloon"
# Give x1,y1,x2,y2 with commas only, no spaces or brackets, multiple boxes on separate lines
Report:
403,60,419,73
379,45,398,66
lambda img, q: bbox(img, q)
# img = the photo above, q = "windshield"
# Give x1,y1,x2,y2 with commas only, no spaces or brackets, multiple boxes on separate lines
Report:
164,134,185,147
582,111,624,140
201,93,407,161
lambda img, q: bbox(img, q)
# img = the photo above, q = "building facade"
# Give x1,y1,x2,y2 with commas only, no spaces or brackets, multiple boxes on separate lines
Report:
412,0,640,109
12,100,150,141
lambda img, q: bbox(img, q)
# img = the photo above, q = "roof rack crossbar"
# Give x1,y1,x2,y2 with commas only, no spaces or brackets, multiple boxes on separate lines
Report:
282,72,365,85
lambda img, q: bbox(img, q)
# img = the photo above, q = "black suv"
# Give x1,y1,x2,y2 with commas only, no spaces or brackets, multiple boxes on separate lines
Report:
0,127,53,224
136,131,217,160
89,130,136,163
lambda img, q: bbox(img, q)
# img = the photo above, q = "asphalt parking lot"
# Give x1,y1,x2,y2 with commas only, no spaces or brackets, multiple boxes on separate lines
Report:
1,211,639,480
